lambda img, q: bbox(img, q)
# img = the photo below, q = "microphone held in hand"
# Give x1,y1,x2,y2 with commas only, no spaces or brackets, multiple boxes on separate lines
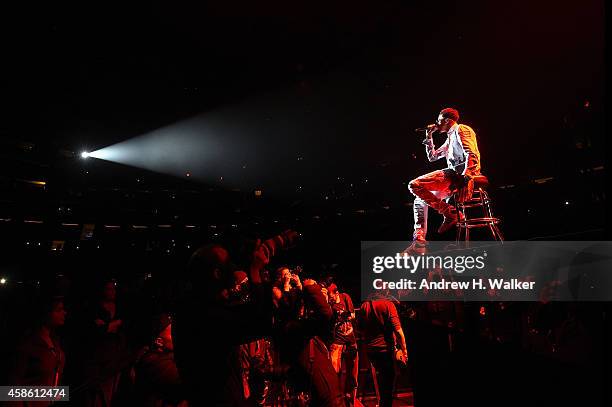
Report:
414,124,437,132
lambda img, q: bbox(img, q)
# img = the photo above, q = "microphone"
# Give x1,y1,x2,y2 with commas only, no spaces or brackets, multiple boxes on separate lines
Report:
414,124,437,132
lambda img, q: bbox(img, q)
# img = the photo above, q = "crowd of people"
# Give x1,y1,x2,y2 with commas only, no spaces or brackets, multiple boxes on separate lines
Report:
1,230,411,407
172,230,409,407
1,230,606,407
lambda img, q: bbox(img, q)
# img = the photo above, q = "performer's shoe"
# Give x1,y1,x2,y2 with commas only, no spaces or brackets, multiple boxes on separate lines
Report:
437,209,465,234
403,239,427,255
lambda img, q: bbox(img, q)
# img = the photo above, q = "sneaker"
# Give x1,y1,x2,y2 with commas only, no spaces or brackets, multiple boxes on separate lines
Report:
403,239,427,255
412,229,426,242
437,210,465,234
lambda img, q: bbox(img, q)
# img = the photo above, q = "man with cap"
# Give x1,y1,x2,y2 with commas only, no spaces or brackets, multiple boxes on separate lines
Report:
408,107,481,242
172,243,272,407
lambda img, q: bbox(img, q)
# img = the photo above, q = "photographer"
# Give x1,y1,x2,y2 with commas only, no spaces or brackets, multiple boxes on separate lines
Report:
172,230,299,406
276,278,343,407
172,241,272,407
267,263,343,406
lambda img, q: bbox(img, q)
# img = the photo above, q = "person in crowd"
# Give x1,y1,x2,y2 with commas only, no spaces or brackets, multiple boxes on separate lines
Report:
230,270,273,405
327,283,358,405
238,336,272,406
8,295,67,406
80,278,129,407
271,266,303,324
359,293,408,407
133,313,188,407
230,270,250,302
172,242,272,406
272,277,343,407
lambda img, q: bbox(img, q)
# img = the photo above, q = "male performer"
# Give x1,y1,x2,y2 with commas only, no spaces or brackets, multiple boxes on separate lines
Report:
408,107,481,242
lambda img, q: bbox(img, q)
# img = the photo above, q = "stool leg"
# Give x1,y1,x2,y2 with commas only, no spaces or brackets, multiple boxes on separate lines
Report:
482,190,494,218
454,196,462,243
456,223,462,243
488,223,498,241
492,222,505,242
477,188,496,241
482,190,504,242
482,191,497,241
479,189,487,216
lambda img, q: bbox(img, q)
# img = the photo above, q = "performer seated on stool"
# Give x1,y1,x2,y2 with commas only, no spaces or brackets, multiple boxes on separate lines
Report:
408,107,481,243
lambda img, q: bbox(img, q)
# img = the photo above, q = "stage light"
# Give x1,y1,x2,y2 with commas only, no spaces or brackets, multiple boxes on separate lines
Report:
81,151,90,159
0,277,6,285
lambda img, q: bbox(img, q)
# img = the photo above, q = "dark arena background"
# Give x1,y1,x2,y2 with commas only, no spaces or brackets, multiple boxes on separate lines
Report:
0,1,608,406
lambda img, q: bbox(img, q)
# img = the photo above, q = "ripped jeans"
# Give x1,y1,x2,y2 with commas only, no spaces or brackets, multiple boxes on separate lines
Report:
408,169,463,240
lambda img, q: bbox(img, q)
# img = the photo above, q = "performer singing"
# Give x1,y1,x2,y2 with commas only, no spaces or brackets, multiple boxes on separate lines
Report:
408,107,481,242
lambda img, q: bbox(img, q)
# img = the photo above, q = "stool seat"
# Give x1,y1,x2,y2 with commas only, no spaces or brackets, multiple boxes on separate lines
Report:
472,175,489,188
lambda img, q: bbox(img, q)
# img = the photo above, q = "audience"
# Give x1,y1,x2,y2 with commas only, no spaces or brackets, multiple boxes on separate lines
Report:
0,231,604,407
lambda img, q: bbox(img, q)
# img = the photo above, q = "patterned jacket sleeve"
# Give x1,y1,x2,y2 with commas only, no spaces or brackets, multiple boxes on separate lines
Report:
457,125,481,176
423,136,449,162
